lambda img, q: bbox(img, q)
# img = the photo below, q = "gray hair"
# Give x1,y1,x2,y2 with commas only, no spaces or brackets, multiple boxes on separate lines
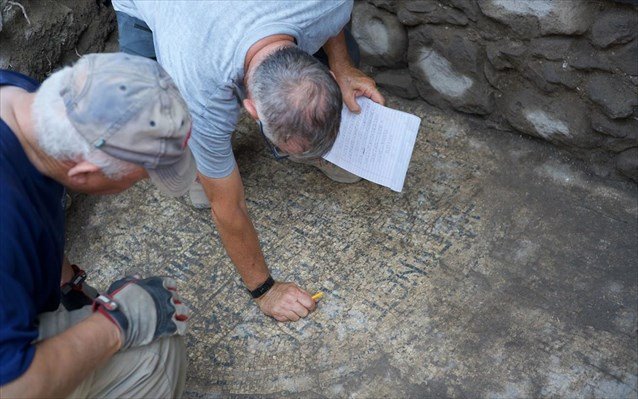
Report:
32,66,135,178
248,46,342,160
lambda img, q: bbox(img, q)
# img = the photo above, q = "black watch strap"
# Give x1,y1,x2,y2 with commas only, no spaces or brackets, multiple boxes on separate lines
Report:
249,276,275,298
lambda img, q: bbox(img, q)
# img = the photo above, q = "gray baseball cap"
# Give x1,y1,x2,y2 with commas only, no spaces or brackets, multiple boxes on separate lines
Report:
60,52,196,197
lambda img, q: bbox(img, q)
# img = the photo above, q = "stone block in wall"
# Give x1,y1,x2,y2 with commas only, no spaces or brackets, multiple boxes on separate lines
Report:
520,60,581,93
483,61,503,88
408,25,494,115
537,61,580,90
590,8,637,49
352,1,407,67
532,37,620,73
592,112,638,139
447,0,481,21
585,74,638,119
607,41,638,76
477,0,596,37
397,0,469,26
367,0,398,13
567,40,615,73
374,69,419,99
615,148,638,182
501,86,603,149
486,39,526,70
521,60,561,93
592,112,638,153
530,37,573,61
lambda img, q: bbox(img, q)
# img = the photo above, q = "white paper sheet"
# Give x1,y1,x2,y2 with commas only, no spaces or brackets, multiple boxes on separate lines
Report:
323,98,422,192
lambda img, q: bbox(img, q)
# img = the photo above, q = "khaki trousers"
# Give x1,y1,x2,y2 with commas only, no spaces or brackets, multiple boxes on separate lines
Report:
37,306,187,399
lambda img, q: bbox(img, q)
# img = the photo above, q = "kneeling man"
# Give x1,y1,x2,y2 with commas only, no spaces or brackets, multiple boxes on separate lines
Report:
1,53,195,398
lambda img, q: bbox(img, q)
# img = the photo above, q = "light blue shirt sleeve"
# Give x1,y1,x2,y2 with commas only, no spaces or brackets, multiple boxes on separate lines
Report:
188,86,240,179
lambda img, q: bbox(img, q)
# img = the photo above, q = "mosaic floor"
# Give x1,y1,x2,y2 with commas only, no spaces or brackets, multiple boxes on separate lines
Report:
65,96,637,398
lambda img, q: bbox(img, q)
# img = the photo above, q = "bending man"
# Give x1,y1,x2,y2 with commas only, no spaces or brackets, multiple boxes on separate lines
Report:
113,0,385,322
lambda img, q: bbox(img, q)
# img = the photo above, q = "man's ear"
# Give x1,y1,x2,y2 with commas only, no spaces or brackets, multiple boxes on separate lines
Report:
67,161,101,185
243,98,259,120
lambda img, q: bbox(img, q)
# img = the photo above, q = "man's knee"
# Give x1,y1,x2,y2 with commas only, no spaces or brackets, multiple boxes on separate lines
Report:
115,11,157,60
76,336,187,398
126,336,187,398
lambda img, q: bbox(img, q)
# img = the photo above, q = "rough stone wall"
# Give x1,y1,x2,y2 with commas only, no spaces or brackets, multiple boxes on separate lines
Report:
352,0,638,181
0,0,116,81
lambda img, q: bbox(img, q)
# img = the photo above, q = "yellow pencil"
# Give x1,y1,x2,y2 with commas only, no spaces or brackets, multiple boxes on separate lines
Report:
311,291,324,301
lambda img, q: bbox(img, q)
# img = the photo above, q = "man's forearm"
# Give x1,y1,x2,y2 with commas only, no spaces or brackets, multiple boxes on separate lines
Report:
322,30,352,72
199,170,271,290
198,170,316,321
211,202,270,290
2,313,121,398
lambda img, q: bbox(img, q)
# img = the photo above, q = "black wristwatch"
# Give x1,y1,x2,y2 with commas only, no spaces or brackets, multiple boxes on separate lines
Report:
249,275,275,298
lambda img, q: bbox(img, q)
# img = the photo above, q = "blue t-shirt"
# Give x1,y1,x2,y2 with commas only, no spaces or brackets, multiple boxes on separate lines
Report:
0,70,65,385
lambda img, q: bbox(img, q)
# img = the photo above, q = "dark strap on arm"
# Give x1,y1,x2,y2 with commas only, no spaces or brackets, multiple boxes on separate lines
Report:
249,276,275,299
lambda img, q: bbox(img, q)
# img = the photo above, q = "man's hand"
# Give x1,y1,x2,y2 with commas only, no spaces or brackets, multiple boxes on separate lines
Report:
322,30,385,113
255,281,316,322
93,276,190,349
332,65,385,114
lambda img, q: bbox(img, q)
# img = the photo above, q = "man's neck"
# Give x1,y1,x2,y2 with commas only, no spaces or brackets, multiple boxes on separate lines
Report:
243,34,295,87
8,89,69,179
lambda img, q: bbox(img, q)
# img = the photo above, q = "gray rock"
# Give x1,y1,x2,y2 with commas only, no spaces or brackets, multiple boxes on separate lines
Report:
607,41,638,76
501,86,602,148
590,8,637,49
408,25,494,115
601,136,638,153
537,61,580,89
412,47,475,98
403,0,438,13
591,112,638,152
411,25,482,71
522,60,561,93
615,147,638,181
477,0,540,37
530,37,573,62
586,74,638,119
374,69,419,99
483,61,503,89
397,1,469,26
567,40,615,73
367,0,398,13
486,39,526,70
352,2,408,68
410,46,494,114
478,0,596,37
532,0,597,35
448,0,481,21
591,112,638,139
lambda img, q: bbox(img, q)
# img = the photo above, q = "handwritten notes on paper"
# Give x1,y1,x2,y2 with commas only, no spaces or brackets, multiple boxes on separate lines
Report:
323,97,422,192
